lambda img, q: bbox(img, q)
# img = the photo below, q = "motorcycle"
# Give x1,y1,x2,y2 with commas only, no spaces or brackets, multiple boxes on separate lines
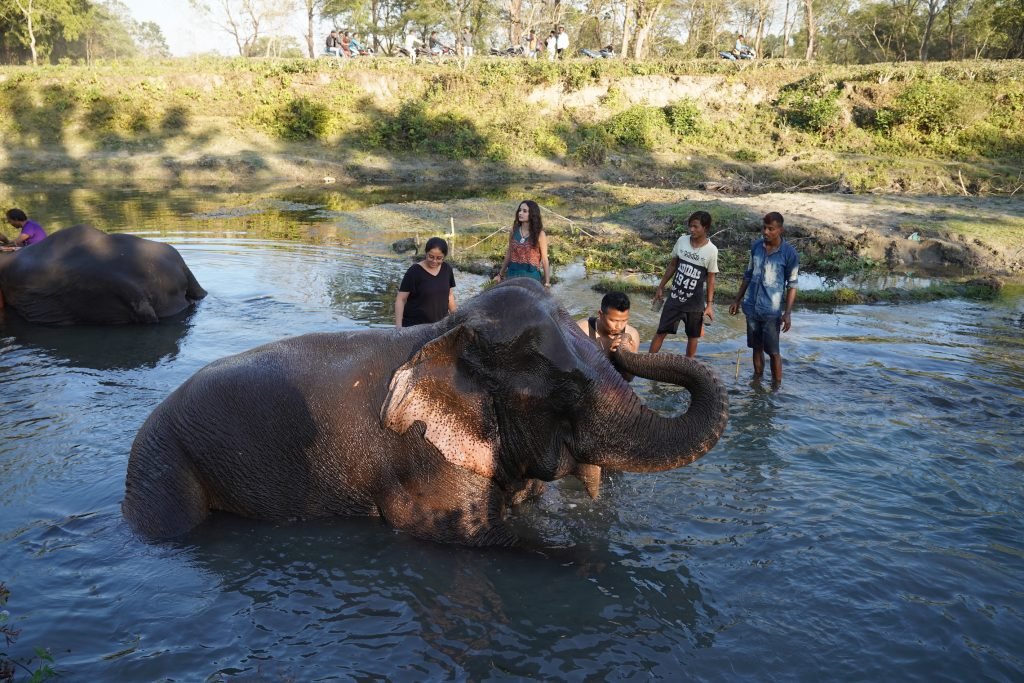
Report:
719,48,756,60
580,45,615,59
489,45,526,57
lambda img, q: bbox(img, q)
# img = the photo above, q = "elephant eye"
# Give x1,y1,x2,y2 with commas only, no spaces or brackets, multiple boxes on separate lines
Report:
546,375,587,414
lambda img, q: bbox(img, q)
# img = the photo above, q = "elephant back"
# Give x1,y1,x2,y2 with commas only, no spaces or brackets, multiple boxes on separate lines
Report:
2,224,206,325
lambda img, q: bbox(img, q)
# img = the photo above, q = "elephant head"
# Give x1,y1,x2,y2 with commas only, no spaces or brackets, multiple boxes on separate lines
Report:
381,278,729,491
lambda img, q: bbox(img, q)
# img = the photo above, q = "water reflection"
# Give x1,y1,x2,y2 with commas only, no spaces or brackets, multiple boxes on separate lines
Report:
165,509,717,680
0,308,194,370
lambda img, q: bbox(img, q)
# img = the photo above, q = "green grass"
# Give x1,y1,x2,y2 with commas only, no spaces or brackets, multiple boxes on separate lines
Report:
1,59,1022,194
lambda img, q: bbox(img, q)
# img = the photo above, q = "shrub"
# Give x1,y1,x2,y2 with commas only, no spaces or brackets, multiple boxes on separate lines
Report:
534,126,568,157
571,125,613,165
275,97,333,140
604,106,671,150
888,79,970,136
779,88,842,133
371,101,487,159
563,63,600,92
777,75,844,134
665,99,702,137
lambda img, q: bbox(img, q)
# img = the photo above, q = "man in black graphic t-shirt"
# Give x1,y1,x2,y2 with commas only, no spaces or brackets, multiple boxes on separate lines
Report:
650,211,719,357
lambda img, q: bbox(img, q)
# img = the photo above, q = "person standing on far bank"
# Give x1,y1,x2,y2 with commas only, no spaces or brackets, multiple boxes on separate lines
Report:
729,212,799,385
650,210,718,357
545,31,557,60
460,27,473,64
556,26,569,58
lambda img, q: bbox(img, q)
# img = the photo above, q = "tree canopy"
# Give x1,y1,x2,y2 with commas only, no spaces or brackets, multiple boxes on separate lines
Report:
0,0,171,63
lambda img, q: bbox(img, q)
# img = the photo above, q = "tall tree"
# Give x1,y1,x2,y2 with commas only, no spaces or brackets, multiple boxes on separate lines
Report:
919,0,943,58
133,20,172,58
301,0,357,57
631,0,664,58
803,0,815,58
620,0,636,55
9,0,82,64
190,0,296,56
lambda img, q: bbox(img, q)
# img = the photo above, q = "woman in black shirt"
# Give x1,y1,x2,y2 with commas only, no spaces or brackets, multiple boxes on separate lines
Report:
394,237,457,327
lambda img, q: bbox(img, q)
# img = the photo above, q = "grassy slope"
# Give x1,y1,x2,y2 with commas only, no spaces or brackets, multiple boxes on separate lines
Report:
1,57,1022,193
1,57,1021,290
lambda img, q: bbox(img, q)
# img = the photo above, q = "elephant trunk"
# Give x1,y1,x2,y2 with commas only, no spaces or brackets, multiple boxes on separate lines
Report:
584,350,729,472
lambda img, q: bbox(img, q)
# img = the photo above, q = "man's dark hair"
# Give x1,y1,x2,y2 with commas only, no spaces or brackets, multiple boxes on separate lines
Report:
601,291,630,313
687,210,712,229
5,208,27,222
764,211,784,226
424,236,449,255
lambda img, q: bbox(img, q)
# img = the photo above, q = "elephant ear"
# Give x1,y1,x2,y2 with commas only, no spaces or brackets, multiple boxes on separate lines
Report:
381,325,500,479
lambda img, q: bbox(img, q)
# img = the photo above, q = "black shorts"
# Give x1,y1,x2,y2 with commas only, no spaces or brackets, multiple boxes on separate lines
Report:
657,299,704,338
746,315,782,354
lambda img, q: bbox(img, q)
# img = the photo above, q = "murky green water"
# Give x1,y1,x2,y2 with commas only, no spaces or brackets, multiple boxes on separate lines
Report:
1,184,1022,681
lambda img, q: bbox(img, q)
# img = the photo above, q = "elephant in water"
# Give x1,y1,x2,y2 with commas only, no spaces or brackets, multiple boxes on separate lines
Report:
0,224,206,325
123,279,729,546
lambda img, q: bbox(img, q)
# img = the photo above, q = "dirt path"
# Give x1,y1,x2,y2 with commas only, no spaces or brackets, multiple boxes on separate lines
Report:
729,191,1024,275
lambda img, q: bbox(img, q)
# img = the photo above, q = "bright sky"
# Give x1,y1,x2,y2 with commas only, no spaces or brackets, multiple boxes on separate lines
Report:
121,0,321,56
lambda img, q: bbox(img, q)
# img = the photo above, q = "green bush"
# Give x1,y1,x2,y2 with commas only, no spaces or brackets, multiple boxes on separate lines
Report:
604,106,671,150
888,79,970,136
778,88,842,133
275,97,333,140
571,125,613,165
665,99,702,137
371,101,487,159
563,63,601,92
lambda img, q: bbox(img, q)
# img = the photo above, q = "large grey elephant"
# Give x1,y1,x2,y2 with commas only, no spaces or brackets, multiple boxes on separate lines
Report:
123,279,729,546
0,224,206,325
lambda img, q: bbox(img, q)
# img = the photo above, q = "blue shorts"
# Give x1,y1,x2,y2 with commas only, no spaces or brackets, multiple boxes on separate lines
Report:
746,316,782,354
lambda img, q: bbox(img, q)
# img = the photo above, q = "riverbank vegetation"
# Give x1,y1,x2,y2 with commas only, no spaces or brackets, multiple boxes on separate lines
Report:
1,58,1022,196
2,0,1024,65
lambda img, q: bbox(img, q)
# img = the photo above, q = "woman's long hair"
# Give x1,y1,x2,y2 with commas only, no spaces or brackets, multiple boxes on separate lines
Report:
514,200,543,246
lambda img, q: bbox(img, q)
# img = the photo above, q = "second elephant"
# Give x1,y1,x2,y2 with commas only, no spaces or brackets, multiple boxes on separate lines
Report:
0,224,206,325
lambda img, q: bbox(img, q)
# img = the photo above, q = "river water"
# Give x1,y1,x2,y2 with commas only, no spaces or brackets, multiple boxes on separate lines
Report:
1,186,1022,681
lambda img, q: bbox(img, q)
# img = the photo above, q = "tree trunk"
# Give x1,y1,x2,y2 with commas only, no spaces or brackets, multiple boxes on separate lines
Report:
306,0,315,58
782,0,792,58
620,0,635,58
508,0,523,50
803,0,815,59
14,0,39,65
919,0,941,61
632,0,664,60
945,0,957,60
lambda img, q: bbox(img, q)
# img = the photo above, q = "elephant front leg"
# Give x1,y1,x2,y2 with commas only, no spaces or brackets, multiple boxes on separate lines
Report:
376,464,517,547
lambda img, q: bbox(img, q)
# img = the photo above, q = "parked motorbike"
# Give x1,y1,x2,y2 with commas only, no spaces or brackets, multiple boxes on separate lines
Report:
489,45,525,57
580,46,615,59
719,48,756,60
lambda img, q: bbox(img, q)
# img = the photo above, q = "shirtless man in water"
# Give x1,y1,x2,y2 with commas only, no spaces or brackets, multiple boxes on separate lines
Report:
577,291,641,365
574,292,641,499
